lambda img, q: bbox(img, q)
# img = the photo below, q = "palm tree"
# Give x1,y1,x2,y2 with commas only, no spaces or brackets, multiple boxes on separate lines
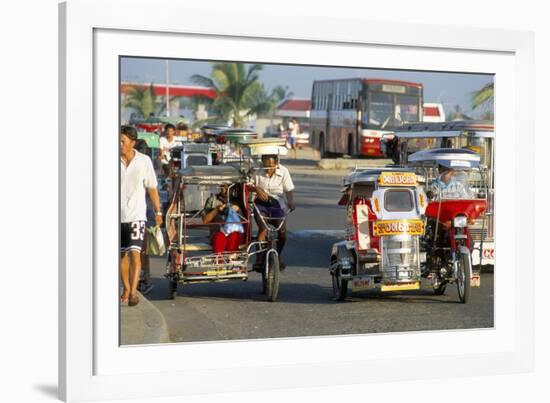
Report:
191,63,274,127
271,85,294,105
471,83,494,117
123,82,156,118
446,104,473,121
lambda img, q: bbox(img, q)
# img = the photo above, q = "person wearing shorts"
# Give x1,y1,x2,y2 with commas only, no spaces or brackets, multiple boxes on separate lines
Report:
251,154,295,268
120,125,162,306
288,118,299,159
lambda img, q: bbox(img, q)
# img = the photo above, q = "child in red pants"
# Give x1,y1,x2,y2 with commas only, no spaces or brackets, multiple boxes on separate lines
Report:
202,186,244,254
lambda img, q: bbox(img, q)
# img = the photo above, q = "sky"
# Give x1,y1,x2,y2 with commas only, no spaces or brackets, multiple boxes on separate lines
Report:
121,57,494,117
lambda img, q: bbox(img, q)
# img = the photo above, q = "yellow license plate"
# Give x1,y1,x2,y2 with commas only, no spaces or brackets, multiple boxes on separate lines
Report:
373,220,424,236
204,270,231,276
351,278,376,291
380,281,420,292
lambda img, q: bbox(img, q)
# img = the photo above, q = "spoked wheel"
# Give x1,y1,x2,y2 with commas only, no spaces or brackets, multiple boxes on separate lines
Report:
261,271,267,294
456,252,472,303
265,253,280,302
168,277,178,300
331,269,348,301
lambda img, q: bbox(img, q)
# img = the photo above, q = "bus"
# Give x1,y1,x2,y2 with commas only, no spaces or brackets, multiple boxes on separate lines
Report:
310,78,424,157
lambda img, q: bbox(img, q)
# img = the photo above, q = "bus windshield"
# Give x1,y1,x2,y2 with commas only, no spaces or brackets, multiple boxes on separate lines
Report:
365,92,420,129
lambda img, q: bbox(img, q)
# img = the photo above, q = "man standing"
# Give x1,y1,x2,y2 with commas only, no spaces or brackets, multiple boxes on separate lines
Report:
120,125,162,306
287,118,299,159
252,154,295,268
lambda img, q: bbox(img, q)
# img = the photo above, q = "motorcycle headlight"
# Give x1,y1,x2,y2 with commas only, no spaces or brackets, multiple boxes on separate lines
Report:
453,216,468,228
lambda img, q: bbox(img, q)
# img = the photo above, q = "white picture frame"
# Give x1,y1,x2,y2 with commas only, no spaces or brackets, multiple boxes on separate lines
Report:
59,0,534,401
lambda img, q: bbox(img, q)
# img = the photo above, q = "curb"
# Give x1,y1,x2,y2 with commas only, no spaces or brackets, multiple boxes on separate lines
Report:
120,291,171,345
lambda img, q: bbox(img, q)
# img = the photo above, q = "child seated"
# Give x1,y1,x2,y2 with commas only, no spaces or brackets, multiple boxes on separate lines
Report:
202,185,244,254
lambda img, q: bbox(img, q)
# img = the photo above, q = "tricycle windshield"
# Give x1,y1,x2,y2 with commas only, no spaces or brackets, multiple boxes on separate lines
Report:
384,189,414,212
429,170,473,200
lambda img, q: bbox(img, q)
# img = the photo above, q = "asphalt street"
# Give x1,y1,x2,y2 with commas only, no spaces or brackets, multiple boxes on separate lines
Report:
139,151,494,344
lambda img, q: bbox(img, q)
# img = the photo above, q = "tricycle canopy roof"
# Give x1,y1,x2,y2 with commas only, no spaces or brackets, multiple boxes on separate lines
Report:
137,131,160,149
343,167,417,186
200,124,232,135
238,138,288,156
178,165,248,184
408,148,481,169
393,120,495,139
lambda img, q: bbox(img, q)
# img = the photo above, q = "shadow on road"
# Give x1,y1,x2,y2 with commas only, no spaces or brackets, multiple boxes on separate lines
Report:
146,276,337,305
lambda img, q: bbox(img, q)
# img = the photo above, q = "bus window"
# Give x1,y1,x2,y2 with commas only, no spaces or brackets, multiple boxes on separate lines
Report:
368,92,393,128
396,95,420,124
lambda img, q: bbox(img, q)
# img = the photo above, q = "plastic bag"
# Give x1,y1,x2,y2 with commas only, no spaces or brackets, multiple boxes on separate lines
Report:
222,207,244,235
146,225,166,256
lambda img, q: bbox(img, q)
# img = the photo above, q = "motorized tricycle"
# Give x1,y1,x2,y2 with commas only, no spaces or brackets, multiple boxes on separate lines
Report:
388,121,495,267
330,168,428,300
407,148,488,303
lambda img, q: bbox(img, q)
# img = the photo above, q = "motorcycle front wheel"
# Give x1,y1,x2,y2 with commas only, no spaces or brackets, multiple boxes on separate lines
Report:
265,253,280,302
456,251,472,303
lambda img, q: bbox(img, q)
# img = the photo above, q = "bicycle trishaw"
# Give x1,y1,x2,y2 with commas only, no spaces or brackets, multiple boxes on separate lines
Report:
407,148,488,303
164,138,290,302
330,168,428,301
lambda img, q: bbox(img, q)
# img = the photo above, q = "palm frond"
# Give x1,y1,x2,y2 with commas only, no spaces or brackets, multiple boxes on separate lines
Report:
190,74,217,90
471,83,494,110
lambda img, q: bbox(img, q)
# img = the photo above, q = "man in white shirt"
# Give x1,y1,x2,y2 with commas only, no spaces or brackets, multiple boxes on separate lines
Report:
287,118,299,159
159,123,182,175
120,125,163,306
251,155,295,268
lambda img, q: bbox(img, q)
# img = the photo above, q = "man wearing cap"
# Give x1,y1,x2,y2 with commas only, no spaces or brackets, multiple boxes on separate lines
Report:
429,164,471,232
430,164,470,201
251,154,295,269
120,125,163,306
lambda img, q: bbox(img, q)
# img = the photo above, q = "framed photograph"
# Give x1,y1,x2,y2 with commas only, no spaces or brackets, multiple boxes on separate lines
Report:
59,0,534,401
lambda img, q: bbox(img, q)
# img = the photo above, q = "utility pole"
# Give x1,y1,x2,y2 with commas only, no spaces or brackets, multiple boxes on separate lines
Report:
165,60,170,117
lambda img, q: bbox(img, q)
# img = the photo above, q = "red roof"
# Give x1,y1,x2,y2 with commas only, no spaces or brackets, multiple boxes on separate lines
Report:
278,99,311,112
424,106,441,117
120,82,217,99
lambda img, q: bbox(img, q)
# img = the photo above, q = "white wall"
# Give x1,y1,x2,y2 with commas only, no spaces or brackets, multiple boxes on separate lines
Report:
1,1,546,402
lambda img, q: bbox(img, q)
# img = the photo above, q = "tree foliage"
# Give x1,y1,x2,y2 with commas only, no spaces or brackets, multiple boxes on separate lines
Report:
123,83,156,118
191,63,281,127
471,83,494,111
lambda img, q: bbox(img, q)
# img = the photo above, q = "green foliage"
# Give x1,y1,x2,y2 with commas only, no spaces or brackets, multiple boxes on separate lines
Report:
271,85,294,104
191,63,283,127
471,83,494,110
123,83,156,118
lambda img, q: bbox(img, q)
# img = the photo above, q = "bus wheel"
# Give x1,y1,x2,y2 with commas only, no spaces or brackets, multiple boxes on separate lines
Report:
347,134,354,157
319,134,327,158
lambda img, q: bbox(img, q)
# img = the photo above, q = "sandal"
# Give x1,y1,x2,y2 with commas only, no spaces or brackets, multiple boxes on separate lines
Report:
120,293,129,304
128,294,140,307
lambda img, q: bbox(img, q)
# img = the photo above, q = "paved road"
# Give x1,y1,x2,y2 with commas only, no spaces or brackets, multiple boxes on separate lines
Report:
142,154,494,343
